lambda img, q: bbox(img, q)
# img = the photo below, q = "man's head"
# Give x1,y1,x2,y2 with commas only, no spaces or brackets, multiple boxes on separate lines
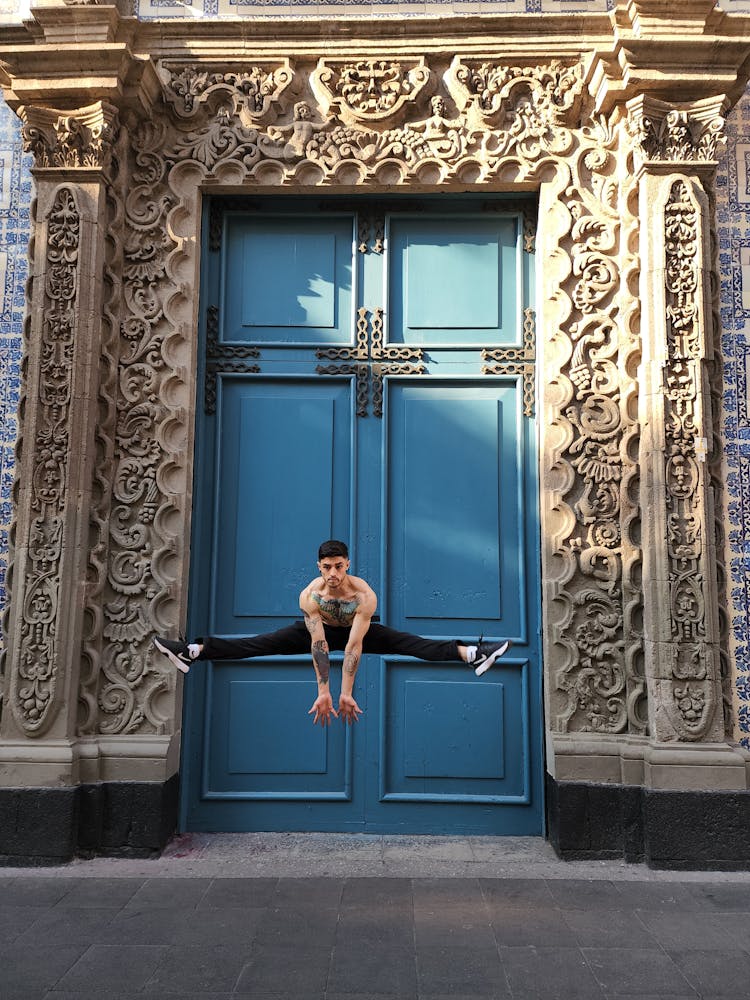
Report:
317,540,350,590
318,540,348,561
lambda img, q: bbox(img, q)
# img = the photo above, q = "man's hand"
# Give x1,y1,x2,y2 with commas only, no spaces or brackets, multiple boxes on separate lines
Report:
308,691,339,726
338,693,363,725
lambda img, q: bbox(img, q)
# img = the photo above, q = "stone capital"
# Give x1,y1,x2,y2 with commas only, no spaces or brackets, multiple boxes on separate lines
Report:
19,100,120,172
626,94,728,172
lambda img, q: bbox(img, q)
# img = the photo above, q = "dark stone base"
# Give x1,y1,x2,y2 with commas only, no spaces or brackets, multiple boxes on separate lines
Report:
0,774,179,866
546,772,750,870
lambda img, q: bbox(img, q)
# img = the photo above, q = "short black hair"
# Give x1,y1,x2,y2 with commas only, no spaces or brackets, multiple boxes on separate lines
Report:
318,539,349,560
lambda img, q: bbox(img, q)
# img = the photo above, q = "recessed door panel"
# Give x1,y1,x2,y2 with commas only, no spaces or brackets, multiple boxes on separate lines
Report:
385,381,524,640
211,376,354,634
388,215,519,344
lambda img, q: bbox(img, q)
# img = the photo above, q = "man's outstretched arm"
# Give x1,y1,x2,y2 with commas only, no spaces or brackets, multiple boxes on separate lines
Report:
339,593,376,724
301,600,338,726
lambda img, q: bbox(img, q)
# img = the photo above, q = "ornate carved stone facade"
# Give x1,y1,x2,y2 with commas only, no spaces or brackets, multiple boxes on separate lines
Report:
1,1,750,852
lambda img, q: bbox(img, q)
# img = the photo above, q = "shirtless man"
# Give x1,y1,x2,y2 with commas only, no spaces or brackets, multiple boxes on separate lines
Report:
154,540,511,726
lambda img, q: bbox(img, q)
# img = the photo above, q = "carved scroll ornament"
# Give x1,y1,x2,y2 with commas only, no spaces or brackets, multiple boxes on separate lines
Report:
160,60,295,125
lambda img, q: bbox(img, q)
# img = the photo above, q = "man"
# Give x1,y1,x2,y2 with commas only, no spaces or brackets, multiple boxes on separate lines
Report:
154,540,511,726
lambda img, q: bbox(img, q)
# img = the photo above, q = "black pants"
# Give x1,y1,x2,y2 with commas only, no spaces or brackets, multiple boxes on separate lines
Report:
199,622,462,662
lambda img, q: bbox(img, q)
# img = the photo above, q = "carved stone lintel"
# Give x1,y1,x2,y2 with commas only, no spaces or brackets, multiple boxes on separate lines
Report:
18,101,120,172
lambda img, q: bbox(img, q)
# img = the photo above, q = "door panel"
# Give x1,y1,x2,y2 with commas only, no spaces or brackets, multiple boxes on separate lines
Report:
387,215,519,343
223,214,355,343
182,198,541,835
211,376,354,634
385,380,524,640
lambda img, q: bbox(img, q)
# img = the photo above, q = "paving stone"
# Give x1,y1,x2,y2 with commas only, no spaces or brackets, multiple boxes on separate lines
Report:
499,945,605,999
0,943,88,993
104,902,265,945
123,877,213,910
54,944,167,993
412,876,486,907
0,876,83,907
341,876,414,908
416,944,511,995
562,908,659,949
685,882,750,912
253,903,340,947
143,942,251,993
546,880,629,911
271,876,345,908
329,941,418,995
635,909,750,950
479,878,556,906
51,877,144,908
609,882,698,911
666,949,750,995
583,947,696,995
0,905,47,943
17,906,120,944
338,906,415,946
198,876,278,908
235,945,332,994
414,903,496,948
489,902,579,947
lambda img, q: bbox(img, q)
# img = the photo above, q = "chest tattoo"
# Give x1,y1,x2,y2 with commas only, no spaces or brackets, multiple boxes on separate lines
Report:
312,592,360,626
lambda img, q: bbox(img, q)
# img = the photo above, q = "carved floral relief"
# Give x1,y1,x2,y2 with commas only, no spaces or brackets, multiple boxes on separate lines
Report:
10,187,79,735
660,179,719,739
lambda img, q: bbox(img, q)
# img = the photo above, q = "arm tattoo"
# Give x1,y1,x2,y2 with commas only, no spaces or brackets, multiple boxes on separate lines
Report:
343,651,360,677
303,613,319,637
312,640,330,684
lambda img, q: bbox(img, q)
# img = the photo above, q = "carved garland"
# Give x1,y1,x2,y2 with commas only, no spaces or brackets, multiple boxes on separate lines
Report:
11,188,79,734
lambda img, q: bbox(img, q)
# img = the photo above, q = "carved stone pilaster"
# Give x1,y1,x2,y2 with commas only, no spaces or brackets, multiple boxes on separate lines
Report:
0,100,120,783
1,176,110,764
638,164,725,743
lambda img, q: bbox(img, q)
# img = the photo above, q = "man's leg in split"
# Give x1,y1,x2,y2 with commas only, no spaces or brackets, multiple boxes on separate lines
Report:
154,622,310,673
361,624,511,676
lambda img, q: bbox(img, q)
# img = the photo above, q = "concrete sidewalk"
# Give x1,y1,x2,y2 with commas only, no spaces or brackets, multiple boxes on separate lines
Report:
2,834,750,1000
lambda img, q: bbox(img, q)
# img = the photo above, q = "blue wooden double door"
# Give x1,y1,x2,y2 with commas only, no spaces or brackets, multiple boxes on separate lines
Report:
182,197,543,834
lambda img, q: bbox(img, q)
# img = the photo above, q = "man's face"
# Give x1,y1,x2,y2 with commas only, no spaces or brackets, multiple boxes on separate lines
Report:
318,556,350,590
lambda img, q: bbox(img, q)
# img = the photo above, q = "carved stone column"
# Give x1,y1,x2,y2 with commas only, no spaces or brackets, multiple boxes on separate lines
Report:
631,95,747,786
0,102,118,787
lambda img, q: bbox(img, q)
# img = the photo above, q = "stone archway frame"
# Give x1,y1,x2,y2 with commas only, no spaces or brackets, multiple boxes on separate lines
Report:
2,4,750,799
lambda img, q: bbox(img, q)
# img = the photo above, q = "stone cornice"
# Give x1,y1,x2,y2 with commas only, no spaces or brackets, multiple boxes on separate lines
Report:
1,2,749,123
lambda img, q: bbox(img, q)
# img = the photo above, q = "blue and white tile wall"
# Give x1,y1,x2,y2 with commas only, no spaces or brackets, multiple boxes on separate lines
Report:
0,97,30,654
717,95,750,749
0,0,748,745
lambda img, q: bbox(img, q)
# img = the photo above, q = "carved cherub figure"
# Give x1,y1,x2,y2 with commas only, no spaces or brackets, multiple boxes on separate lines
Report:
260,100,336,160
406,95,466,157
